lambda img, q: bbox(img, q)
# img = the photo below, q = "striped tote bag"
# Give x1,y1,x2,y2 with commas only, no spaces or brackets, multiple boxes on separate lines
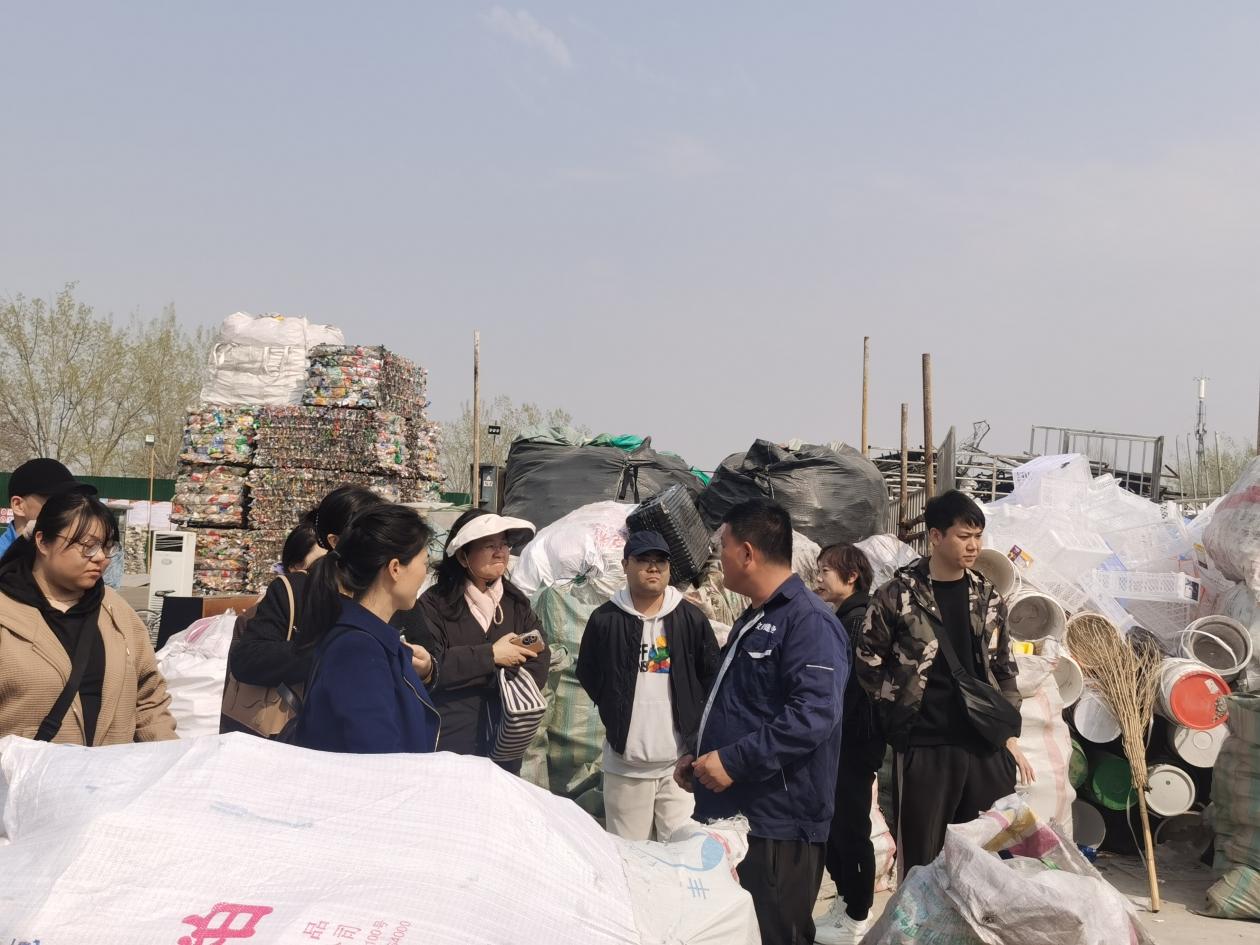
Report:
491,666,548,763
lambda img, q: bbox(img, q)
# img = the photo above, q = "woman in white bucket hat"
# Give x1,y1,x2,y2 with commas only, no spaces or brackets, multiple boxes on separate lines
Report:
418,509,549,774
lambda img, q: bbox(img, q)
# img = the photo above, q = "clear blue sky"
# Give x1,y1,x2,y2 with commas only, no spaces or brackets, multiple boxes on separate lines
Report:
3,3,1258,469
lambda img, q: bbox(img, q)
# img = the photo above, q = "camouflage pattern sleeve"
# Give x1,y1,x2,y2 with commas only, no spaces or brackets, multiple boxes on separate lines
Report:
986,589,1022,710
856,582,896,702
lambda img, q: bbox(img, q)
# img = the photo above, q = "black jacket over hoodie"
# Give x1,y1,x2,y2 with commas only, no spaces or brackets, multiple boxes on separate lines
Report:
0,547,107,743
576,596,720,756
836,592,885,771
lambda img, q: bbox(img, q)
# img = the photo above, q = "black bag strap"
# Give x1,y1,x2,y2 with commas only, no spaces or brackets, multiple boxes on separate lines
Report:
36,618,99,742
932,623,977,681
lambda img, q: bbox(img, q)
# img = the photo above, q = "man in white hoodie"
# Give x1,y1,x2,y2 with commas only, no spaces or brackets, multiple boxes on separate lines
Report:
577,530,721,841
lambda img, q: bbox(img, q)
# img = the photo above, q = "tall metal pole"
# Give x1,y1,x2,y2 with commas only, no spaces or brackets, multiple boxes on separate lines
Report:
1255,374,1259,458
472,331,481,505
899,403,909,520
146,442,155,571
860,336,871,458
922,353,935,497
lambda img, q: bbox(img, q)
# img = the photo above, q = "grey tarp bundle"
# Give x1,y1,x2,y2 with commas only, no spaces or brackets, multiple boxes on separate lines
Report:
698,440,889,548
503,429,704,532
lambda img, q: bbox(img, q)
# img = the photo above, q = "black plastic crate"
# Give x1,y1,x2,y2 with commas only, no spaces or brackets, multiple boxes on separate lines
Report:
627,484,712,586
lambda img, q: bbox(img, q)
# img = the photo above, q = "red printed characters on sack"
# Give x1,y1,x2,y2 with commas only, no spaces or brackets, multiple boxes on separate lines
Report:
178,903,274,945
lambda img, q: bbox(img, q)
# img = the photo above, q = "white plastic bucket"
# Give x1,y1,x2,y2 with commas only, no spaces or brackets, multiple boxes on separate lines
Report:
1168,722,1229,768
1074,686,1121,743
1180,616,1252,682
974,549,1019,598
1144,764,1197,818
1008,590,1068,642
1156,658,1231,731
1052,655,1085,708
1072,799,1107,848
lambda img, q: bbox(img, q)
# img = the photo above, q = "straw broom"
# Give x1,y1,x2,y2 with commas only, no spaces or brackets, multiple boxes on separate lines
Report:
1065,613,1165,912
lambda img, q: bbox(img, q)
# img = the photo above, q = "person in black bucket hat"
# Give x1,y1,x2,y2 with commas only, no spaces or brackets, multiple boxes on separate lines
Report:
1,459,97,559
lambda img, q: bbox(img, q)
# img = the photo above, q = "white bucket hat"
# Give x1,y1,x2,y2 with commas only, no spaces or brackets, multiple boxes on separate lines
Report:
444,513,536,558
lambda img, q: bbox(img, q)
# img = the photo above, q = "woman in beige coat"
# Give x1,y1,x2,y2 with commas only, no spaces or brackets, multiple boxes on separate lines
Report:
0,490,176,745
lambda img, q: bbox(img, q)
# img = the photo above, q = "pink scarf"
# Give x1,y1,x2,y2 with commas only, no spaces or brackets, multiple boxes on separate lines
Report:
464,579,504,634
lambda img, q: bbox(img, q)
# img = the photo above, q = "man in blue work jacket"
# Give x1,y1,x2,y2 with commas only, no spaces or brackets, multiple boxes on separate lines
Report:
675,497,849,945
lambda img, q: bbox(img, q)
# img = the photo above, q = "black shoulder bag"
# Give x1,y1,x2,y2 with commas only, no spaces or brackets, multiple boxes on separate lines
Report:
35,621,99,742
933,626,1021,751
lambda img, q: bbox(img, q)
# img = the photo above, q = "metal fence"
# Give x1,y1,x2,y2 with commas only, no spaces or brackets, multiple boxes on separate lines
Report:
1028,426,1165,498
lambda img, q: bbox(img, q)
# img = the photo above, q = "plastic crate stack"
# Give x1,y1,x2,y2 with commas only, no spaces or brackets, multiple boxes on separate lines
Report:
173,407,260,593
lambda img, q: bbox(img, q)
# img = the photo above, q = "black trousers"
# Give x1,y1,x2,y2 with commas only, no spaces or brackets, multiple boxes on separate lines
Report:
825,766,877,921
736,836,826,945
893,743,1016,877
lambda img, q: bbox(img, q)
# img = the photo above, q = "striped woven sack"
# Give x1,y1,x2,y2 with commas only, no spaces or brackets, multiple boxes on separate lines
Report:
491,666,547,762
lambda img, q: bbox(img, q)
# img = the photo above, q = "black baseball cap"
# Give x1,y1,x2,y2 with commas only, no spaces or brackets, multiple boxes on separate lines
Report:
7,459,97,502
624,530,671,559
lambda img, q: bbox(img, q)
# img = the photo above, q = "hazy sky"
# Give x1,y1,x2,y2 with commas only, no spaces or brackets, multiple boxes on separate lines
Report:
3,3,1258,470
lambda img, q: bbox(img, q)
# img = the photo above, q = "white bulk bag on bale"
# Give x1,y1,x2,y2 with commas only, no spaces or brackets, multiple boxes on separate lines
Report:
218,311,345,349
154,613,237,738
200,343,311,406
1204,456,1260,589
0,734,758,945
865,796,1152,945
1014,646,1075,837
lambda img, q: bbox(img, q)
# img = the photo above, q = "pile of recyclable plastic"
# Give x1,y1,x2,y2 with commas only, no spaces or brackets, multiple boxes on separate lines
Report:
165,315,443,596
170,465,249,528
178,407,259,466
253,406,411,475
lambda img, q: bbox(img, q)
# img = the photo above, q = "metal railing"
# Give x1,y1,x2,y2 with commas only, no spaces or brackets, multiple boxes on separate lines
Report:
1029,426,1165,498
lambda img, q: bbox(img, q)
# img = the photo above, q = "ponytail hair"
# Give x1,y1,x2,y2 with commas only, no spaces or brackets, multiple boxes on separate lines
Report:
313,485,385,550
300,503,433,649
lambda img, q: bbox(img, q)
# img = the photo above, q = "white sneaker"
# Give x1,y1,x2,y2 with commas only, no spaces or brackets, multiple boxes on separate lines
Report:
815,894,847,931
814,911,870,945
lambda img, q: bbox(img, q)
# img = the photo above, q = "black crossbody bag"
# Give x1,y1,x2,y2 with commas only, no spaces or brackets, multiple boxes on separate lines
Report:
934,626,1021,751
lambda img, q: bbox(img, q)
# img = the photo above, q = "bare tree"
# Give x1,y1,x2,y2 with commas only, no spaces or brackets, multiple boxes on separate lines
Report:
0,284,208,478
1176,434,1258,498
439,395,588,491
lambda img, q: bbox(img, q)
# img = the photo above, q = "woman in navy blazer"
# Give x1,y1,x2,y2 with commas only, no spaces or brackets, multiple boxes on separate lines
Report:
293,503,440,754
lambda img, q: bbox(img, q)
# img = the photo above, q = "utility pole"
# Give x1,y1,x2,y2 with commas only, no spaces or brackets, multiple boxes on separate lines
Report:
922,353,935,497
861,336,870,458
472,331,481,505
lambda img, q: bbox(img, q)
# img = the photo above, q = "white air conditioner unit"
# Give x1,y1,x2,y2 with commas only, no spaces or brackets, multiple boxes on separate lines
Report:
148,530,196,613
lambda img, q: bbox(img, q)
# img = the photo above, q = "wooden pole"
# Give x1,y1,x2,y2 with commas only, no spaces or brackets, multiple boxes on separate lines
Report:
1215,431,1226,495
1137,793,1162,912
922,353,935,497
1256,374,1260,459
472,331,481,506
899,403,909,518
860,336,871,458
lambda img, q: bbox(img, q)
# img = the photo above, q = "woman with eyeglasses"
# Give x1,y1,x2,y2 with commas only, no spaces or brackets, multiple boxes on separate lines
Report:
418,509,549,773
0,490,176,745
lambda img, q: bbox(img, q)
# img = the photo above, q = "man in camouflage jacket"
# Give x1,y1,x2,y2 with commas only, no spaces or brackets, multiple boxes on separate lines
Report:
857,491,1034,876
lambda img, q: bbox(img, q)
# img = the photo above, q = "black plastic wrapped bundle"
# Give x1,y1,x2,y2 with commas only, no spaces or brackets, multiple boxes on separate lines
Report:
502,434,704,532
699,440,889,548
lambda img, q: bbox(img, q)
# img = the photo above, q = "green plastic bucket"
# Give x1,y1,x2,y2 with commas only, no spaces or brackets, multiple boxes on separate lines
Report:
1069,739,1089,789
1089,754,1137,811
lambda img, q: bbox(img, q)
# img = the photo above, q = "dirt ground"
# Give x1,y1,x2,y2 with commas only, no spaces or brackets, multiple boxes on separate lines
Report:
815,853,1259,944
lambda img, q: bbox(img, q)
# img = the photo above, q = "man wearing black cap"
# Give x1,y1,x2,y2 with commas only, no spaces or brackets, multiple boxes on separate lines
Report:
1,459,97,559
577,530,720,841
